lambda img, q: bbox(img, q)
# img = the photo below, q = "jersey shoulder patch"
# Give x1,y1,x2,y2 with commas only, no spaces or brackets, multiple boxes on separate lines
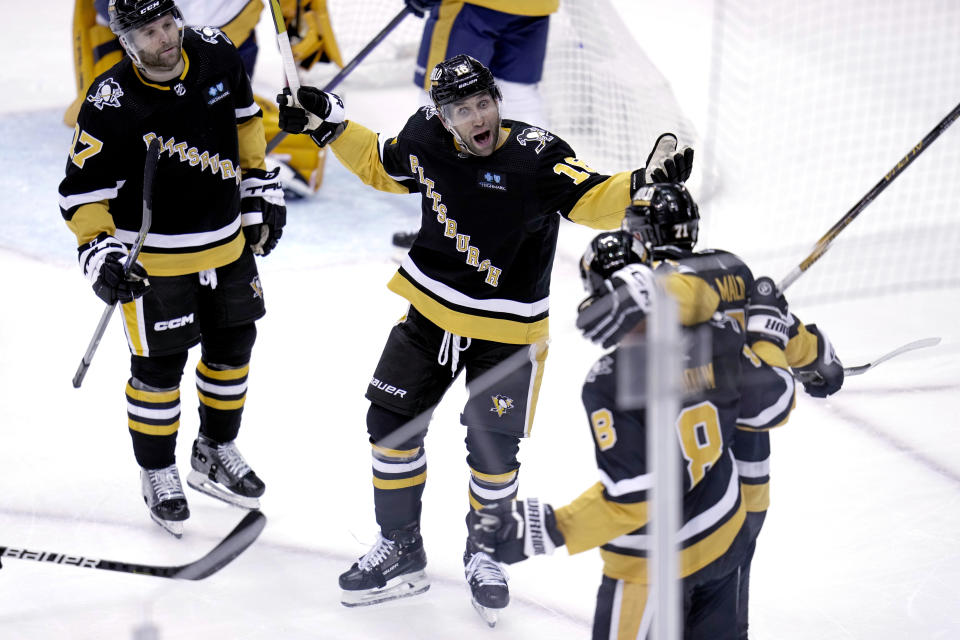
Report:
513,124,557,154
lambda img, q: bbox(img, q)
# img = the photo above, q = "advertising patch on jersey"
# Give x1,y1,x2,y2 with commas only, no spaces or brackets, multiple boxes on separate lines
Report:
206,81,231,106
477,170,507,192
516,127,554,154
87,78,124,110
490,394,514,417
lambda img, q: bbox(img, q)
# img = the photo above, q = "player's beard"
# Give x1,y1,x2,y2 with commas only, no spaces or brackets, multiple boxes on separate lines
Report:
140,42,183,74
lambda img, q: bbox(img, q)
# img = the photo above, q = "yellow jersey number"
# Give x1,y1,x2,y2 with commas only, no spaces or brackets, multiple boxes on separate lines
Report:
69,125,104,169
553,157,597,185
675,401,723,487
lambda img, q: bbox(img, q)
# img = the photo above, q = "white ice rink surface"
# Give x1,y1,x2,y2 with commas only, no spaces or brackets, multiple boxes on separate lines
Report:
2,3,959,639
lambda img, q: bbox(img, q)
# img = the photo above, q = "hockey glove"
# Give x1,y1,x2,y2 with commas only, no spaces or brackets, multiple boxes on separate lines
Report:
276,87,346,148
467,499,565,565
745,276,790,349
78,232,149,305
404,0,441,18
792,324,844,398
576,263,654,348
630,132,695,191
240,167,287,256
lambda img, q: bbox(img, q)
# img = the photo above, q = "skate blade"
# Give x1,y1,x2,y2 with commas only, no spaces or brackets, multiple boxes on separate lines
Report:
187,471,260,510
471,599,501,628
149,512,184,538
341,571,430,607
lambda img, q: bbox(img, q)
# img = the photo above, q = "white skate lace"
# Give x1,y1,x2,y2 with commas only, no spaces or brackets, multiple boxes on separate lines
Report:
357,534,395,571
217,441,252,478
148,465,185,501
465,551,508,586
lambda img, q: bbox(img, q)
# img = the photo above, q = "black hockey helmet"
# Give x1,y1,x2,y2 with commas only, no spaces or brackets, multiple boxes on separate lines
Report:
623,183,700,250
429,54,502,108
108,0,185,65
108,0,183,35
579,230,651,297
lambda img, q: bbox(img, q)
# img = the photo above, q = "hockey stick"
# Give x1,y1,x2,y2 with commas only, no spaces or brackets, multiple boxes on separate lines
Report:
0,510,266,580
795,336,942,383
778,100,960,292
265,5,415,153
72,137,161,388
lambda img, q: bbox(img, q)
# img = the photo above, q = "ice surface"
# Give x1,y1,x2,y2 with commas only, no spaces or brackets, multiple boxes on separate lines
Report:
1,3,958,639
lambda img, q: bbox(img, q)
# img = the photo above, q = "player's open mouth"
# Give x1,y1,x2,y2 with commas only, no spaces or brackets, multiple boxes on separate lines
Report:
473,130,492,146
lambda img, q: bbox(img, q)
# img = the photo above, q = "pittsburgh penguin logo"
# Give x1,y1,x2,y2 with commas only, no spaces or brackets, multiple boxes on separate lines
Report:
87,78,124,110
249,276,263,299
516,126,554,154
193,26,226,45
490,395,514,417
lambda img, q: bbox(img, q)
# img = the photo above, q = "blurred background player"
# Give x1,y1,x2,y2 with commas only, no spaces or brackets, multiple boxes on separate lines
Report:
391,0,558,249
66,0,340,198
59,0,286,537
468,224,796,639
275,54,692,624
620,182,844,638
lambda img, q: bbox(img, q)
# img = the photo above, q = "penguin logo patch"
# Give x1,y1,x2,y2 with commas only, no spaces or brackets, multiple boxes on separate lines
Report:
87,78,124,110
490,395,514,417
249,276,263,299
516,126,554,154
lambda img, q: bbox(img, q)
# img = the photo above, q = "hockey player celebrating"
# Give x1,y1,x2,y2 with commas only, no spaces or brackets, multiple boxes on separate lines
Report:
467,221,798,639
616,182,843,638
58,0,286,537
274,54,693,621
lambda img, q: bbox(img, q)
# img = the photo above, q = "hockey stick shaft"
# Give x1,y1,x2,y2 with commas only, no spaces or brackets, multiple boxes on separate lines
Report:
265,6,415,153
779,100,960,291
267,0,302,100
72,138,160,388
0,510,266,580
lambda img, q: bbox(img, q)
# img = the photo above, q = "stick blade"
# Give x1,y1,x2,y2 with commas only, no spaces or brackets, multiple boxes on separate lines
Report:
173,510,267,580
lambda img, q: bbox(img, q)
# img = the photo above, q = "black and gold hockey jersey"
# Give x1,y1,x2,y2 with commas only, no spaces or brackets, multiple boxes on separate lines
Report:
59,27,266,276
655,247,800,517
556,314,759,583
328,113,634,344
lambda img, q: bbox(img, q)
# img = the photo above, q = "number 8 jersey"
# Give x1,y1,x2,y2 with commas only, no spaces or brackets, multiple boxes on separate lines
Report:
554,312,792,585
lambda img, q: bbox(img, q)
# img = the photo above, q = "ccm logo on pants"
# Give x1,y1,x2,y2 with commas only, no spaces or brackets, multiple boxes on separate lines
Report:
154,314,195,331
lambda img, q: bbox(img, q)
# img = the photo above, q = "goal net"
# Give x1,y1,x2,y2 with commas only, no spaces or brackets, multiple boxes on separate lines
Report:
318,0,699,176
699,0,960,304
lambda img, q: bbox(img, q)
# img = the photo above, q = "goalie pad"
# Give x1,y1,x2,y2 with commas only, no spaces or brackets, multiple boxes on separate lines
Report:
65,0,124,127
280,0,344,70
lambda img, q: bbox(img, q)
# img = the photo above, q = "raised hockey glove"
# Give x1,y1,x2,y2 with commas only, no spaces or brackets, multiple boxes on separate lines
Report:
792,324,844,398
78,232,149,305
576,263,655,348
404,0,441,18
467,499,565,565
240,167,287,256
745,276,790,349
276,87,346,148
630,132,695,191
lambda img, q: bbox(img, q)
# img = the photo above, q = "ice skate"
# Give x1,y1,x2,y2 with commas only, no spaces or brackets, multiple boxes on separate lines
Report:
141,464,190,538
465,547,510,627
339,527,430,607
187,435,265,509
